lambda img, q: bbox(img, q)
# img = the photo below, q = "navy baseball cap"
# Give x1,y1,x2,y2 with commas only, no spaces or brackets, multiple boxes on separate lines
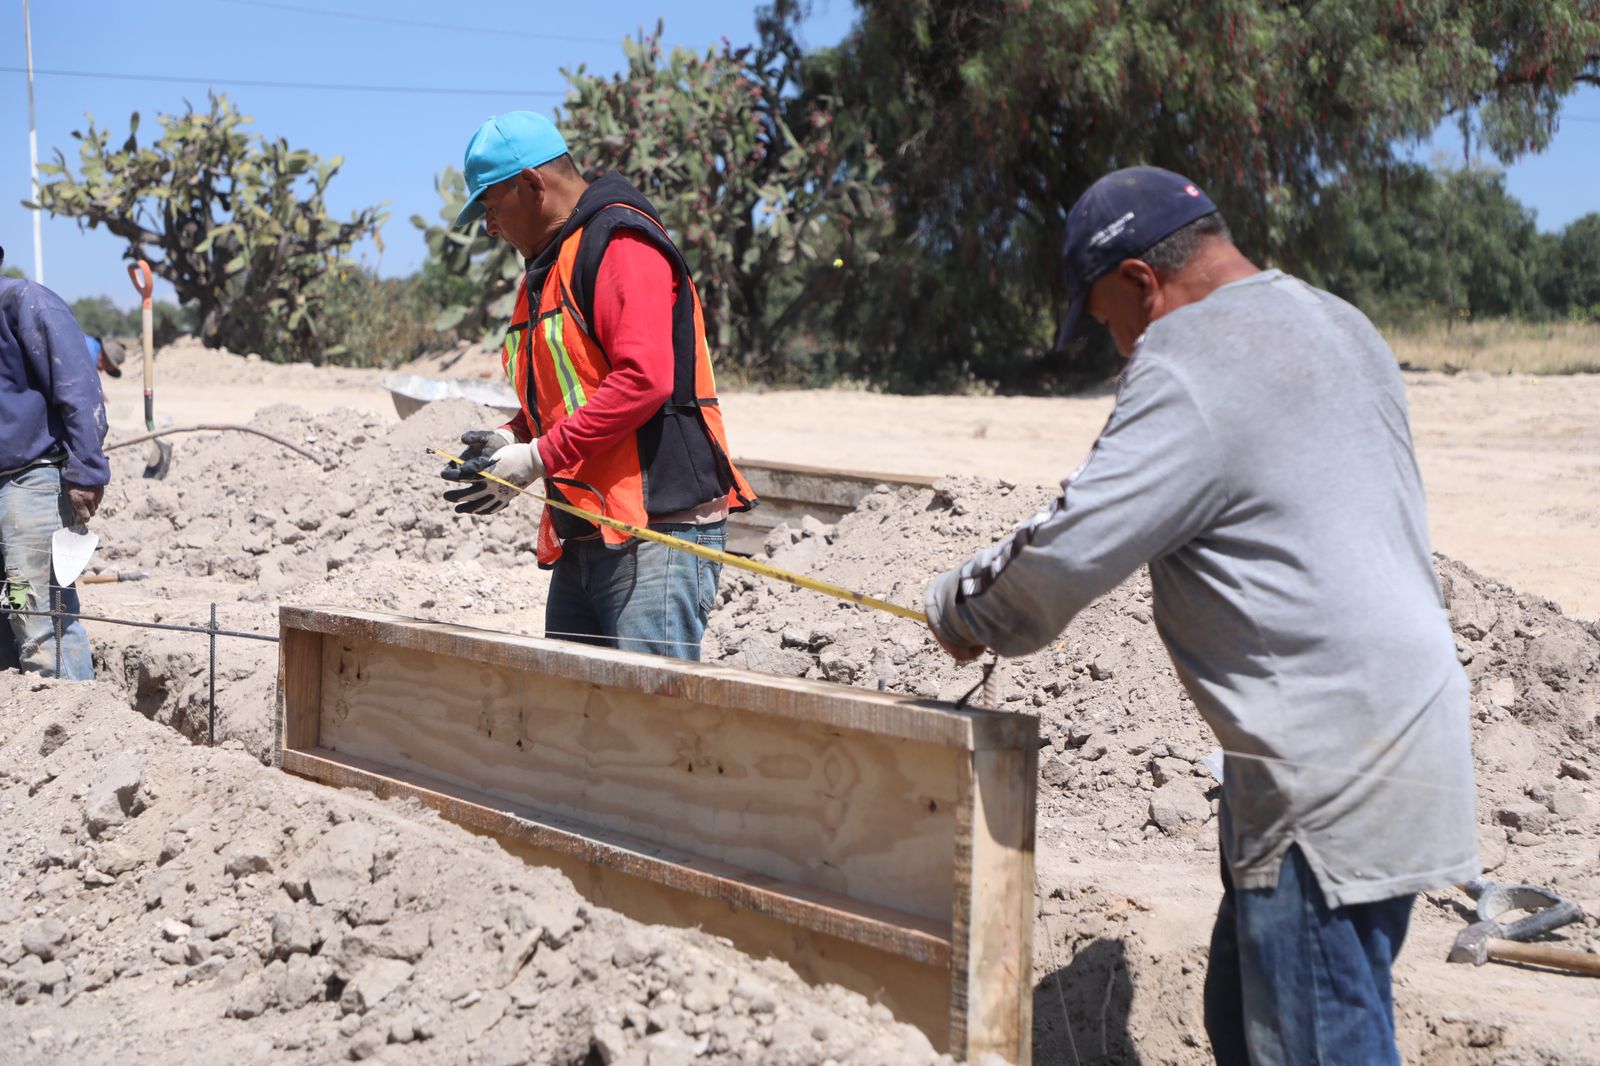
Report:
1054,167,1218,351
455,112,571,228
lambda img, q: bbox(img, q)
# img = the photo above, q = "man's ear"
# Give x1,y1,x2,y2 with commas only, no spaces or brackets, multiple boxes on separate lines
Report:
1118,259,1161,315
517,166,547,204
1116,259,1158,291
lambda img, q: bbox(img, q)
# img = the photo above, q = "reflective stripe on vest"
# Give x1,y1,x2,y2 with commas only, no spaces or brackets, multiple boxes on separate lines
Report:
502,328,524,393
541,312,588,415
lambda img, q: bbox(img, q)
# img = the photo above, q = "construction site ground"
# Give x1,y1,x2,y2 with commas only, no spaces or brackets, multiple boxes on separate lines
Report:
3,337,1597,1065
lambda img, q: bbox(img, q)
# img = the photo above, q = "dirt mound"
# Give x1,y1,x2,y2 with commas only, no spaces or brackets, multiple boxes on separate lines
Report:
0,675,950,1065
405,340,506,383
34,408,1600,1064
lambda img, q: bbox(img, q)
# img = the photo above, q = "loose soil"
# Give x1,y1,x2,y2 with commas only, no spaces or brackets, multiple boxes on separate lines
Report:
3,341,1595,1064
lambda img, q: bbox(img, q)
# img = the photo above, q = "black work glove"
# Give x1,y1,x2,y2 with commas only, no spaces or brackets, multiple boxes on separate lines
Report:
440,428,533,515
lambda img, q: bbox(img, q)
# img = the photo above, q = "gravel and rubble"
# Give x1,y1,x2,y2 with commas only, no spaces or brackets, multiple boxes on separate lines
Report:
12,398,1600,1064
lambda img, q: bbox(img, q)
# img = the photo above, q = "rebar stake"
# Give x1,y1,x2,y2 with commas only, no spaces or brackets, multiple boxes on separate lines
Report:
51,586,63,679
208,603,217,746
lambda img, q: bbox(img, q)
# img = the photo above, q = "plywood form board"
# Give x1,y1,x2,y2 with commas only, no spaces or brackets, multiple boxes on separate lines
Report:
277,608,1036,1061
281,607,1032,753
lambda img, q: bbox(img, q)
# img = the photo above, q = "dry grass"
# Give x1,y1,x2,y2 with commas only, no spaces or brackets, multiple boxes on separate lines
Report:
1387,319,1600,375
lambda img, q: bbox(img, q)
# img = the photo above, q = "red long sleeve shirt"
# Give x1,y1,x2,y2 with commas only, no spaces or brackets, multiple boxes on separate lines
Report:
502,231,678,474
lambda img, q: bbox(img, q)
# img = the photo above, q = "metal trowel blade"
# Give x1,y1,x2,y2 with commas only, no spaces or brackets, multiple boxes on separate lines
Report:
51,525,100,587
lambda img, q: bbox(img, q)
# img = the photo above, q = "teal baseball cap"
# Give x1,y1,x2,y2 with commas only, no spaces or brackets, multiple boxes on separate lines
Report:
454,112,570,228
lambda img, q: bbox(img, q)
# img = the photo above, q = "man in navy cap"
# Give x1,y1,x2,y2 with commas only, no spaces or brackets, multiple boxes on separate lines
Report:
439,113,756,660
925,168,1476,1064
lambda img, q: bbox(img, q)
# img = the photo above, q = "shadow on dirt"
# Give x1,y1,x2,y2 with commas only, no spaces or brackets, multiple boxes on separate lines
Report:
1033,936,1140,1065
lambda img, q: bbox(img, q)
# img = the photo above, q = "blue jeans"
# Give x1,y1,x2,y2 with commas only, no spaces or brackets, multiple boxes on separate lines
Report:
0,464,93,680
543,522,725,662
1204,843,1414,1066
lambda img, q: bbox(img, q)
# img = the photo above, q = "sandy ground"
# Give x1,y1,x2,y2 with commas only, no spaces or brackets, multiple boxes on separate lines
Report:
106,342,1600,623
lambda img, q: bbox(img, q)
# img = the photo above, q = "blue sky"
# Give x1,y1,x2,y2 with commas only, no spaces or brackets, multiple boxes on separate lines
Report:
4,1,1596,307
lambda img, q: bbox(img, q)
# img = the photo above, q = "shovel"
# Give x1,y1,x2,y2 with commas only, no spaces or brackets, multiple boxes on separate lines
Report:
50,526,100,587
1447,876,1598,977
127,259,172,480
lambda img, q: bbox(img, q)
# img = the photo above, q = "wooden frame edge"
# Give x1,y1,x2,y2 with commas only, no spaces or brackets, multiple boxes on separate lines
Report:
280,607,1032,752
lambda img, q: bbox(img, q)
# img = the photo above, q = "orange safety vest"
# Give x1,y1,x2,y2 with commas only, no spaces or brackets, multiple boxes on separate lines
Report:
501,201,756,565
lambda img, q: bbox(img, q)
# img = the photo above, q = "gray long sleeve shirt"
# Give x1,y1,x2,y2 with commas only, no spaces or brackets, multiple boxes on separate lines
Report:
927,269,1478,907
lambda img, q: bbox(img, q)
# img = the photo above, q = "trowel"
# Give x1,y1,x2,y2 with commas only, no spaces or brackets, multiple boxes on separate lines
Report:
51,525,100,587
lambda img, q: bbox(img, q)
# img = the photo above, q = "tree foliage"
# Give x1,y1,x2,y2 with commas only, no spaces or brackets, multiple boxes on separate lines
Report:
819,0,1600,384
31,93,385,362
68,295,191,347
1542,212,1600,318
1301,163,1547,323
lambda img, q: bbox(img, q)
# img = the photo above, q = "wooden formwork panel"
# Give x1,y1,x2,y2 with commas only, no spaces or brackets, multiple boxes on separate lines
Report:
276,607,1036,1062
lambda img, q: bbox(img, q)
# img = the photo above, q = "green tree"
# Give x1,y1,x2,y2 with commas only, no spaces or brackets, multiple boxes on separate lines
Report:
68,295,136,338
31,93,386,362
1542,213,1600,318
824,0,1600,384
313,268,445,368
1304,162,1547,323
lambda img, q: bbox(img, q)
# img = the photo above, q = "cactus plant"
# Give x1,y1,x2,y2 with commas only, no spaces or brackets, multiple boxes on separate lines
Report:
30,93,385,363
419,16,887,375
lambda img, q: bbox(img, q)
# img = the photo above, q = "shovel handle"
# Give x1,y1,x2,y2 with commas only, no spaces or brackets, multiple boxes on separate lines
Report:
128,259,156,425
1488,939,1600,977
126,259,154,307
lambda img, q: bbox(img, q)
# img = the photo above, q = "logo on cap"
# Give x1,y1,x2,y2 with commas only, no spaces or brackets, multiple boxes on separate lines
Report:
1088,211,1135,249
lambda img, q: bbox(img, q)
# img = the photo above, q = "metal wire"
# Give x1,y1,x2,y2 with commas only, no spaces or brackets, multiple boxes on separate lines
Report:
0,605,278,643
0,607,1484,795
104,424,324,465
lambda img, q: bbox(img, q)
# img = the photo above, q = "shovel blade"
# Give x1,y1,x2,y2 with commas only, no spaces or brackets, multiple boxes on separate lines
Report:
143,439,173,480
51,526,100,587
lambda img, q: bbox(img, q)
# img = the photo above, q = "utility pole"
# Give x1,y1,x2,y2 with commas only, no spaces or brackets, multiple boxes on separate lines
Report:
24,0,44,284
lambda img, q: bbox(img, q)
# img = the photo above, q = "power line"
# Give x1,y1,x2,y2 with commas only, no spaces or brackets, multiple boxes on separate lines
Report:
0,65,562,98
1562,115,1600,124
216,0,619,45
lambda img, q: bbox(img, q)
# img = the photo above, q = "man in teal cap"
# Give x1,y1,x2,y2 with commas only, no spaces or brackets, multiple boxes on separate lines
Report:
439,112,757,660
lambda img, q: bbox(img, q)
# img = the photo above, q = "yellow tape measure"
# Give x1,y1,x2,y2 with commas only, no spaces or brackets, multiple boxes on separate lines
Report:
431,449,928,624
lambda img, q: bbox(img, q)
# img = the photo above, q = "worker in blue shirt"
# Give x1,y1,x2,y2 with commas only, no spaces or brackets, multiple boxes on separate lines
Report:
0,244,110,679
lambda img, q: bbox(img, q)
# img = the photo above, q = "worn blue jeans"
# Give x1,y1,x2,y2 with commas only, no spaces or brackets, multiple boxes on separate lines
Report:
1204,843,1414,1066
0,464,93,680
543,521,725,662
